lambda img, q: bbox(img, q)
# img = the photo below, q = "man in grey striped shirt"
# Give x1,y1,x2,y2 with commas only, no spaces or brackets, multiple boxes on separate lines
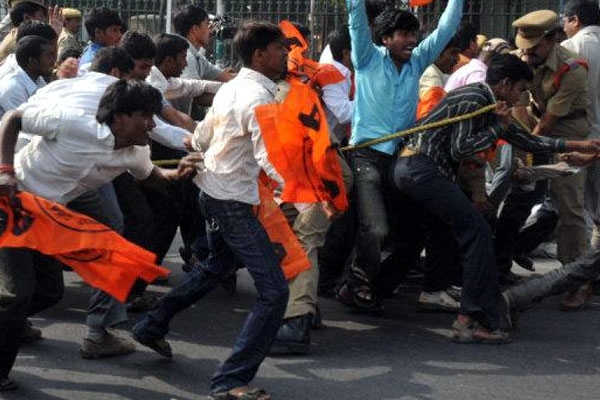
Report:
391,53,600,344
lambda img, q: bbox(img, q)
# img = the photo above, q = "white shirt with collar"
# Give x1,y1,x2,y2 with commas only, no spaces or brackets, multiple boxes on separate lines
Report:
562,25,600,137
0,65,46,118
15,104,154,204
191,67,283,205
0,53,18,81
322,60,354,143
22,71,190,151
146,66,222,104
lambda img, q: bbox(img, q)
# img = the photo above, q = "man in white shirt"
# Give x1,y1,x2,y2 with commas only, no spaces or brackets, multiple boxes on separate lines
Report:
560,0,600,307
0,79,200,391
132,21,289,400
0,35,54,118
146,33,221,108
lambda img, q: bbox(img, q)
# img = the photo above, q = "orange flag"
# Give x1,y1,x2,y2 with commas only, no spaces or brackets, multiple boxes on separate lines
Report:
279,19,346,86
256,178,311,280
410,0,435,6
417,86,446,120
0,193,169,302
256,77,348,213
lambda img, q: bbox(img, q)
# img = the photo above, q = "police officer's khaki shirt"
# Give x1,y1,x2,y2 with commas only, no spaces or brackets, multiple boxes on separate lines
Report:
531,44,591,139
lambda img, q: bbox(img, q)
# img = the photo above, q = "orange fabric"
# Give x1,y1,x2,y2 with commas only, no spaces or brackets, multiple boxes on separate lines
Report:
417,86,446,120
256,77,348,213
410,0,435,5
279,20,319,78
256,178,311,280
309,63,345,89
0,193,169,302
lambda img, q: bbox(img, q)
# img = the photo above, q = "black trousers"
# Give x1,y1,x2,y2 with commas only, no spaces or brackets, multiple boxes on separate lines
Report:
391,154,501,329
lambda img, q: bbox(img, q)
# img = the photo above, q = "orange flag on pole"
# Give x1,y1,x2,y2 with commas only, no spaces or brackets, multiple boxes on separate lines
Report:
0,193,169,302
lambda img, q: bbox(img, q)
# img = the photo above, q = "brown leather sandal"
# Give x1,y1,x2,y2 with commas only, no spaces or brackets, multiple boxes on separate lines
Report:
209,386,271,400
452,319,511,344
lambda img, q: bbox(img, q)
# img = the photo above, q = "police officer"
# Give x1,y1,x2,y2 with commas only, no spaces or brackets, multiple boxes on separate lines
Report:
513,10,592,309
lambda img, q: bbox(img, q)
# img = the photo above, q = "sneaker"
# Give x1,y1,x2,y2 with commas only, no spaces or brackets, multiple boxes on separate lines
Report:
417,290,460,312
445,286,462,302
0,377,17,391
79,332,136,359
131,331,173,358
20,320,42,345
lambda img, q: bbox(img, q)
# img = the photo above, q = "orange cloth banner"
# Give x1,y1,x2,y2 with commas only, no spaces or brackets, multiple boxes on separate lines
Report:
256,179,311,280
256,78,349,212
410,0,435,6
0,193,169,302
417,87,446,120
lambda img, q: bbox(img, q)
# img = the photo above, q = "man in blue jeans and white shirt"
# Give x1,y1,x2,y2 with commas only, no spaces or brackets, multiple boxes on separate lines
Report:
132,21,290,400
341,0,463,309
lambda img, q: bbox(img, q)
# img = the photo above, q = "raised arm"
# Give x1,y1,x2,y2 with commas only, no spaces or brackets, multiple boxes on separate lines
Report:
347,0,377,70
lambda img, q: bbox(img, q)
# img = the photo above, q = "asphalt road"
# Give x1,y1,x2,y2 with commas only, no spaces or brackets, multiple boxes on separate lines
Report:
2,244,600,400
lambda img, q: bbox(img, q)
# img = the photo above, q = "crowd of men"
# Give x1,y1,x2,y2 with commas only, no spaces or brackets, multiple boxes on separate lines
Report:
1,0,600,398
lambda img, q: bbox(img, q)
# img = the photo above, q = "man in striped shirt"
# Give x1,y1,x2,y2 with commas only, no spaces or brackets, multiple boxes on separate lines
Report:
392,54,600,343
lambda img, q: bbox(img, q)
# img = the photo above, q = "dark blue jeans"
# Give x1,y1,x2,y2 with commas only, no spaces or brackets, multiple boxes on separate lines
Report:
392,154,500,329
133,192,288,393
349,147,395,287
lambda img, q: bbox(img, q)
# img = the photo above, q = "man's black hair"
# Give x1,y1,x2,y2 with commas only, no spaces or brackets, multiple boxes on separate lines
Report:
9,2,46,27
90,46,134,75
373,9,419,45
366,0,394,26
58,48,82,64
486,53,533,85
15,35,51,68
233,21,283,66
328,25,351,62
84,7,123,41
16,20,57,42
173,5,208,37
120,30,156,60
456,21,478,52
564,0,600,26
153,33,189,66
97,79,162,125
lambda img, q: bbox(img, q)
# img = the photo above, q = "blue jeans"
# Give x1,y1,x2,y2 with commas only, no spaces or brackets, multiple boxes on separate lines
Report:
349,147,395,287
133,192,288,393
392,154,500,329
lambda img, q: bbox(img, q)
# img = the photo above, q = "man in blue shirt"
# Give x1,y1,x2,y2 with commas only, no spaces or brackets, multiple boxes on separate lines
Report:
341,0,463,309
79,7,123,66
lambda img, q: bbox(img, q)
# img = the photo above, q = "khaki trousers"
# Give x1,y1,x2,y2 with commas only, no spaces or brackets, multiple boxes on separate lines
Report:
548,169,588,263
284,204,331,318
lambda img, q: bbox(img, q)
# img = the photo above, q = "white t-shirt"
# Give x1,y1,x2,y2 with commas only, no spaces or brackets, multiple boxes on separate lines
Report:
16,105,154,204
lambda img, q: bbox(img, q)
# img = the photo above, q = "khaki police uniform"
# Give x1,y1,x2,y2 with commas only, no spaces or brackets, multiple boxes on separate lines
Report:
514,10,591,263
58,8,83,57
0,0,47,63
